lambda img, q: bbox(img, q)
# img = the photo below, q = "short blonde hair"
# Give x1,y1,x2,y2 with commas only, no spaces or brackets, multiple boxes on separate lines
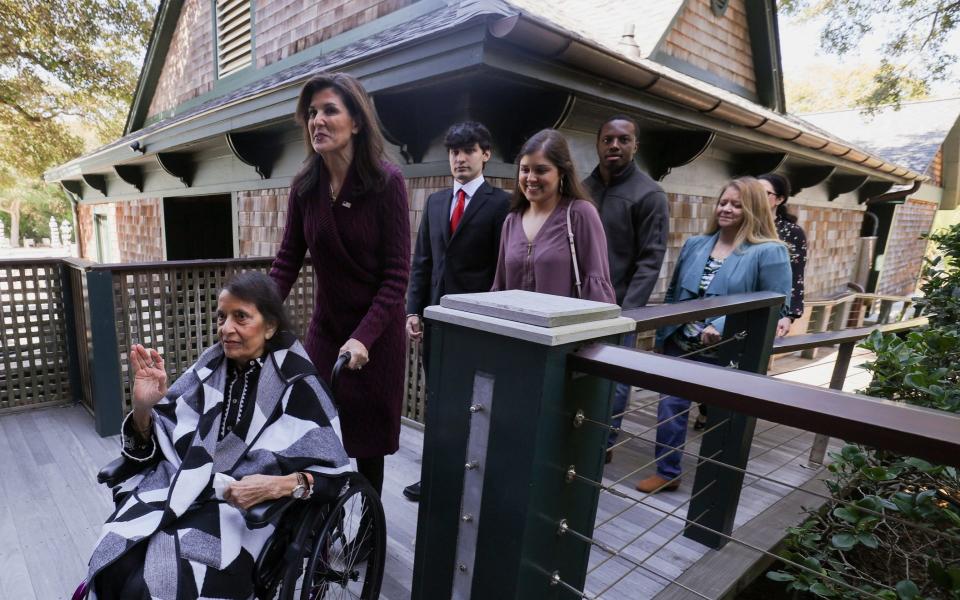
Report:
706,177,783,250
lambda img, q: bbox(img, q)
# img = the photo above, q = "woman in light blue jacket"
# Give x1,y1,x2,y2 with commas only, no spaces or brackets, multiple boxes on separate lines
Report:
636,176,791,494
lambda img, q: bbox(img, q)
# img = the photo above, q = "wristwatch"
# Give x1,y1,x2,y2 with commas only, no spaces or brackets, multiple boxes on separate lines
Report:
291,472,309,499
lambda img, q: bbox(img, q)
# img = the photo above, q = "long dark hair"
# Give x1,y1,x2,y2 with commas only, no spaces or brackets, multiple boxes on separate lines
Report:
510,129,592,212
222,271,292,333
757,173,797,223
292,73,387,196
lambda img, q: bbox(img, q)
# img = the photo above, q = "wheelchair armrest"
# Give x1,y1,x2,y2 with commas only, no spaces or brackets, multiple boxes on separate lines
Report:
97,456,131,486
246,496,298,526
98,455,158,487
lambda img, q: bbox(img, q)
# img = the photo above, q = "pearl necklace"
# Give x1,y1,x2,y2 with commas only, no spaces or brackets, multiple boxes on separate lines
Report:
220,359,259,439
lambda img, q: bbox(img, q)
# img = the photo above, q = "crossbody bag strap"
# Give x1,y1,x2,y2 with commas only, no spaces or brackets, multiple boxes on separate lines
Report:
566,205,583,299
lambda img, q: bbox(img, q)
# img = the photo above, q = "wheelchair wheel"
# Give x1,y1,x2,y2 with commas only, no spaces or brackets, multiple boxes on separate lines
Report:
276,476,386,600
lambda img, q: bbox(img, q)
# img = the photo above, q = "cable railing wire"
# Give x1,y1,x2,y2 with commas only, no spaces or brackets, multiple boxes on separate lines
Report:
564,451,898,599
591,422,960,546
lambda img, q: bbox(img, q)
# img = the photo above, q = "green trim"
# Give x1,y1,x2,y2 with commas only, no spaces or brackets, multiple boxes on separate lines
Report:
211,0,219,80
745,0,786,112
140,0,445,129
651,50,759,102
125,0,186,134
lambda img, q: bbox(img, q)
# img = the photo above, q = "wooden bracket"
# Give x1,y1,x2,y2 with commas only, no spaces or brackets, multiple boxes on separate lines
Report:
156,152,194,187
113,164,144,192
61,180,84,198
787,165,836,195
375,76,573,164
226,131,281,179
639,130,715,181
729,152,787,177
827,174,868,201
858,180,895,204
81,174,108,196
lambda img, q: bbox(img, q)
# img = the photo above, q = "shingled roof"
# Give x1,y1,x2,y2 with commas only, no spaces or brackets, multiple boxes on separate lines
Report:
801,98,960,175
506,0,684,56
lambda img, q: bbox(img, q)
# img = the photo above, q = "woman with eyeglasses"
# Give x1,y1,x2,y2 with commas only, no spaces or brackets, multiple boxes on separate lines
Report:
758,173,807,337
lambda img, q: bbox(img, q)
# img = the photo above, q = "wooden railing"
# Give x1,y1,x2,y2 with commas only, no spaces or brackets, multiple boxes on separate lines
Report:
567,294,953,552
798,291,917,357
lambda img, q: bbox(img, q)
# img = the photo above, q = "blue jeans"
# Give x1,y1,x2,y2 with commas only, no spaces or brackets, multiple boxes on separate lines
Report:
607,333,637,448
654,394,691,478
653,339,718,479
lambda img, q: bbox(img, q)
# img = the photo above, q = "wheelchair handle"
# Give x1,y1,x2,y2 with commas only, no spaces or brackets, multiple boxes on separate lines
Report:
331,352,351,391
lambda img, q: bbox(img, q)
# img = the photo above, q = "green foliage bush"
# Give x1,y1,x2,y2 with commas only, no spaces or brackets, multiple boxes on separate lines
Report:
766,224,960,599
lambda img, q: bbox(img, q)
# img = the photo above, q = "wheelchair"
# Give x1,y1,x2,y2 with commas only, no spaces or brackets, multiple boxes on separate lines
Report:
95,459,386,599
91,353,387,600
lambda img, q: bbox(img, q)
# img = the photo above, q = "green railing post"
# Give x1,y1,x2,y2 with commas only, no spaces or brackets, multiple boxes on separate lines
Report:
59,260,84,404
411,291,634,600
87,268,124,436
684,298,781,548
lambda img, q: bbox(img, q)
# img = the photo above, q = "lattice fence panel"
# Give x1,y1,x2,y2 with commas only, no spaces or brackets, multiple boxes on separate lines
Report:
0,260,71,411
109,260,315,413
403,338,426,424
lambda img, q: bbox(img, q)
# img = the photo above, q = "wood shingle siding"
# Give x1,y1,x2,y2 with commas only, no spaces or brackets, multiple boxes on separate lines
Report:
147,0,216,119
877,198,939,297
253,0,417,68
116,198,165,262
661,0,757,96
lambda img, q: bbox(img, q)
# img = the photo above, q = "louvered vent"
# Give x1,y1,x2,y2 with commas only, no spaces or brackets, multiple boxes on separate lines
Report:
216,0,252,78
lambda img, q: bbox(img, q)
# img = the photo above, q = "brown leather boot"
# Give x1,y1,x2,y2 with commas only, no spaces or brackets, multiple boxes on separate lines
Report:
635,474,680,493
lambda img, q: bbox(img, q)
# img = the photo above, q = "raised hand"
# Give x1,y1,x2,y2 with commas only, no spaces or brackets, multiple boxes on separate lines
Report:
130,344,168,411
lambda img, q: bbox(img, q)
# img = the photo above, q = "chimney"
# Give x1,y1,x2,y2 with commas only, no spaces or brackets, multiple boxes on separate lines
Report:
619,23,642,59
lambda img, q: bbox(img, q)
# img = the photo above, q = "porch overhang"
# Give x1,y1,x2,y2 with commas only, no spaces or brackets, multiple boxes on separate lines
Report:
46,8,922,204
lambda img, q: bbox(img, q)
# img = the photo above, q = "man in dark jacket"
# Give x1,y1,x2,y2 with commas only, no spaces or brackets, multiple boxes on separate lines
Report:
583,114,669,462
403,121,510,501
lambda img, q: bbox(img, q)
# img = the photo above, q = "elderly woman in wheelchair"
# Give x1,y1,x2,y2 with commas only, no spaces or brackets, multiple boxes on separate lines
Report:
75,271,386,600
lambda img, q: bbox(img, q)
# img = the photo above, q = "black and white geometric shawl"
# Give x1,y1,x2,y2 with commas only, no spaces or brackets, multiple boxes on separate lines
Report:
85,331,351,600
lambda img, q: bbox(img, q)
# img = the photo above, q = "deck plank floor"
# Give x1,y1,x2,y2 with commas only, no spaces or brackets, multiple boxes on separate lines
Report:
1,347,862,600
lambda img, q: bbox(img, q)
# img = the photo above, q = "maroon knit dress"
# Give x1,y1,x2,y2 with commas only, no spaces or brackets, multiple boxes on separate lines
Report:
270,161,410,458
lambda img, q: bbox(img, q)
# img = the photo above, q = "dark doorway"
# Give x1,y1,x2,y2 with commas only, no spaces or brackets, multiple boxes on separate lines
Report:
164,195,233,260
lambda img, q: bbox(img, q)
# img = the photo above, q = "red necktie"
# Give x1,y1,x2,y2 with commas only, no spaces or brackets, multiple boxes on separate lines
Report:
450,189,466,233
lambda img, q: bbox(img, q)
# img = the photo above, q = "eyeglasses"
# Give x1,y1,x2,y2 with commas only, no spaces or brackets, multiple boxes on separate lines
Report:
766,191,778,198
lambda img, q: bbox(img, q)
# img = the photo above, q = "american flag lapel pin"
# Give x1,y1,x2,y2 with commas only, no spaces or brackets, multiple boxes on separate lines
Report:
342,201,352,208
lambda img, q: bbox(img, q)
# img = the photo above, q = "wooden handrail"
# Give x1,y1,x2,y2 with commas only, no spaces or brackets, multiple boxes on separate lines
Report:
0,257,70,267
622,291,784,331
773,316,928,354
89,256,274,272
569,343,960,467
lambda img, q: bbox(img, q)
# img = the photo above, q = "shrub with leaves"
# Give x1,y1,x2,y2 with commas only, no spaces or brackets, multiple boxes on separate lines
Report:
766,223,960,599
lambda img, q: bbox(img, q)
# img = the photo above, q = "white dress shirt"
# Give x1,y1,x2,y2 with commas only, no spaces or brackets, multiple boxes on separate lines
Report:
449,175,486,219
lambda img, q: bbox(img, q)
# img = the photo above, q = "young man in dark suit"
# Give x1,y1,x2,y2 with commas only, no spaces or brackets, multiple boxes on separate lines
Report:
403,121,511,501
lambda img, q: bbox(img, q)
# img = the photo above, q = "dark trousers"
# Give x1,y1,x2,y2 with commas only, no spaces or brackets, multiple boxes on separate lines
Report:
95,543,150,600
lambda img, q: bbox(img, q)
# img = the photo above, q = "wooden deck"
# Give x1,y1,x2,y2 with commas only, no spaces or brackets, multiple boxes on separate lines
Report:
0,346,867,600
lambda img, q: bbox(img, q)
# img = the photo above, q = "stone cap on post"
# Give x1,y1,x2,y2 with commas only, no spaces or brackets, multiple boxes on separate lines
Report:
424,290,636,347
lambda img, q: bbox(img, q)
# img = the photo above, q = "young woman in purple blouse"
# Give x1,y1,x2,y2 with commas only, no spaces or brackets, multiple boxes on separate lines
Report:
492,129,615,303
269,73,410,496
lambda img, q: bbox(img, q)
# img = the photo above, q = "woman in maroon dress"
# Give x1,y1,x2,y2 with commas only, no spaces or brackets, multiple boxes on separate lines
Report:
270,73,410,495
492,128,615,303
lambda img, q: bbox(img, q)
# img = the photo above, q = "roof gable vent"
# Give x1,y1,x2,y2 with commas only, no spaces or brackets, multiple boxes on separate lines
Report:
216,0,252,78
